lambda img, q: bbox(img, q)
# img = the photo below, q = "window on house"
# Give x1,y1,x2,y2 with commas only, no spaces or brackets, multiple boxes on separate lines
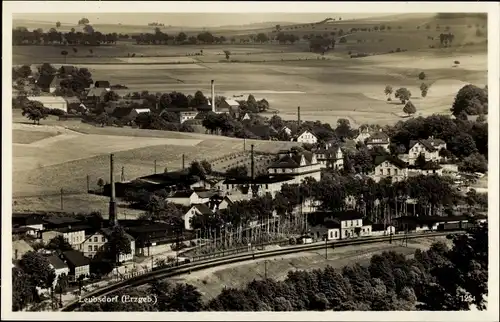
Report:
88,245,92,252
395,169,398,175
379,169,383,175
94,245,98,251
265,184,269,189
93,237,98,242
282,169,285,173
334,231,338,238
387,168,391,175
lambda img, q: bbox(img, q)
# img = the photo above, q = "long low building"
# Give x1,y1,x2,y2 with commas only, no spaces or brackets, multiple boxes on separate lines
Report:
27,96,68,112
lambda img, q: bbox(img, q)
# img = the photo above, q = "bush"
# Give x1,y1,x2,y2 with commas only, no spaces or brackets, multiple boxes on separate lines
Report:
418,72,426,80
454,60,460,64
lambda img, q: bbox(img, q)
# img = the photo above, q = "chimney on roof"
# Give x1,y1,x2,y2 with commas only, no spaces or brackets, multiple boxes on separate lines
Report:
109,154,118,227
211,80,215,113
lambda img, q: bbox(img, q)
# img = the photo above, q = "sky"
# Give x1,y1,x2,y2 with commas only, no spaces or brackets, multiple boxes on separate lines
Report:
13,13,400,28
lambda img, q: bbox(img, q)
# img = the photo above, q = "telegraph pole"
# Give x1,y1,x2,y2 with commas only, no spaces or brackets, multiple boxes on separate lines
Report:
264,260,268,280
121,166,125,182
325,236,328,259
154,160,157,174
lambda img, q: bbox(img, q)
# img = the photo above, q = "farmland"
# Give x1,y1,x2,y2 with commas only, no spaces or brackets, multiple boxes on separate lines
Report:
11,13,488,211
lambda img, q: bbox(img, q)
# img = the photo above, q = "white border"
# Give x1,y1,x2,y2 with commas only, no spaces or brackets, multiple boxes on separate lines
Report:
2,2,499,321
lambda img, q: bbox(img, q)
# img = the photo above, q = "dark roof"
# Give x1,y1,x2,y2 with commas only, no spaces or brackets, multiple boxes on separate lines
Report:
322,219,341,229
36,74,59,89
62,250,90,267
248,125,277,139
112,107,134,118
95,81,111,88
86,87,108,97
374,155,407,169
163,107,195,113
192,203,213,215
47,255,68,270
126,223,172,234
394,215,472,224
43,217,83,226
333,210,364,221
268,151,315,169
366,131,390,144
169,190,196,198
223,175,295,184
297,129,317,138
54,224,93,233
196,103,212,112
371,223,392,231
59,66,77,74
12,227,33,234
196,190,216,198
100,228,135,241
12,213,45,226
409,138,446,152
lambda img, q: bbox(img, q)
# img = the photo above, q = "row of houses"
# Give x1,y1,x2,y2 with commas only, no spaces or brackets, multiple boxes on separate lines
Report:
307,210,487,242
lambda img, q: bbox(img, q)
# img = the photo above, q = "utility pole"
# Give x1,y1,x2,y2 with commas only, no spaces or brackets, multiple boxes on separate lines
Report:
60,188,64,210
325,236,328,259
264,260,268,280
154,160,157,174
121,166,125,182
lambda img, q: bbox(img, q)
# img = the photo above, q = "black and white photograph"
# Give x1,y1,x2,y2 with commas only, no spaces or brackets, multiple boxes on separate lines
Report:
2,1,499,320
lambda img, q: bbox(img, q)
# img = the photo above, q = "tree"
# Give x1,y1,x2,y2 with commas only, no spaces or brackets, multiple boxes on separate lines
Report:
449,133,478,158
97,178,105,193
191,90,208,107
403,101,417,117
55,274,69,307
78,17,90,25
384,85,393,97
104,225,131,264
418,72,426,80
415,153,427,168
459,153,488,173
61,50,68,63
451,85,488,117
18,252,56,301
46,235,74,252
12,267,34,311
223,50,231,60
335,118,351,139
56,21,61,28
22,100,48,125
200,159,212,175
103,91,120,102
189,161,208,180
226,165,248,178
395,88,412,104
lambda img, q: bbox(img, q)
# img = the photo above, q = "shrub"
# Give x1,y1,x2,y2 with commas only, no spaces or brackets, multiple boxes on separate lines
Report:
418,72,426,80
454,60,460,64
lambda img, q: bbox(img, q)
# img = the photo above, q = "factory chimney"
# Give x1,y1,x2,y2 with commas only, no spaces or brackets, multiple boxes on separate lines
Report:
211,80,215,113
108,154,118,227
297,106,301,127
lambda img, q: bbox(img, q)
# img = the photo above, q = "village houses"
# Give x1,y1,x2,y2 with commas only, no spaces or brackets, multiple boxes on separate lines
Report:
80,228,135,263
183,204,213,231
294,130,318,144
365,129,391,152
370,155,408,183
315,141,344,170
407,137,447,165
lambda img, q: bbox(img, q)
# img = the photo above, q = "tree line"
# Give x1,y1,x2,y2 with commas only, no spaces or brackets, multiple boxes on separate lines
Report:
78,222,488,311
13,26,122,46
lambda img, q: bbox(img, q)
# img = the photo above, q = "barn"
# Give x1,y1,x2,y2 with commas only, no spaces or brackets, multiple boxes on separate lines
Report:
27,96,68,112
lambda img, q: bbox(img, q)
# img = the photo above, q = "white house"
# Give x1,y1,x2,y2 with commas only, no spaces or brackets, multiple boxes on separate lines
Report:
409,162,444,177
180,111,199,123
371,224,396,236
183,204,213,231
354,127,372,143
408,137,447,165
27,96,68,112
241,113,251,121
315,211,371,241
267,150,322,183
294,130,318,144
279,126,293,137
167,190,214,206
81,228,135,263
42,226,87,248
47,255,70,288
12,239,34,261
221,176,293,198
365,130,390,152
315,142,344,170
370,155,408,183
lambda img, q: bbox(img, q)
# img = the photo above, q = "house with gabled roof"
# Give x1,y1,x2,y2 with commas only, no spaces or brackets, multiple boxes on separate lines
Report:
80,228,135,262
293,130,318,144
408,136,447,165
370,154,408,183
354,127,372,143
365,129,390,152
314,141,344,170
167,190,214,206
35,74,62,93
60,250,90,280
267,150,322,183
183,204,213,231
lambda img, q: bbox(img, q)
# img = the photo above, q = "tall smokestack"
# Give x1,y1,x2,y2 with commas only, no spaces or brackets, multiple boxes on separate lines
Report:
297,106,301,127
250,144,255,181
109,154,118,227
211,80,215,113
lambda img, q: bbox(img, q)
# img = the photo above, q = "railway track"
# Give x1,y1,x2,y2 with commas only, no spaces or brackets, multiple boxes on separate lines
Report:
61,230,459,311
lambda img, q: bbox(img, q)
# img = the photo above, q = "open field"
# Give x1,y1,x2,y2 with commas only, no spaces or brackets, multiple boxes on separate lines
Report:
172,236,450,301
12,129,60,144
11,120,298,201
